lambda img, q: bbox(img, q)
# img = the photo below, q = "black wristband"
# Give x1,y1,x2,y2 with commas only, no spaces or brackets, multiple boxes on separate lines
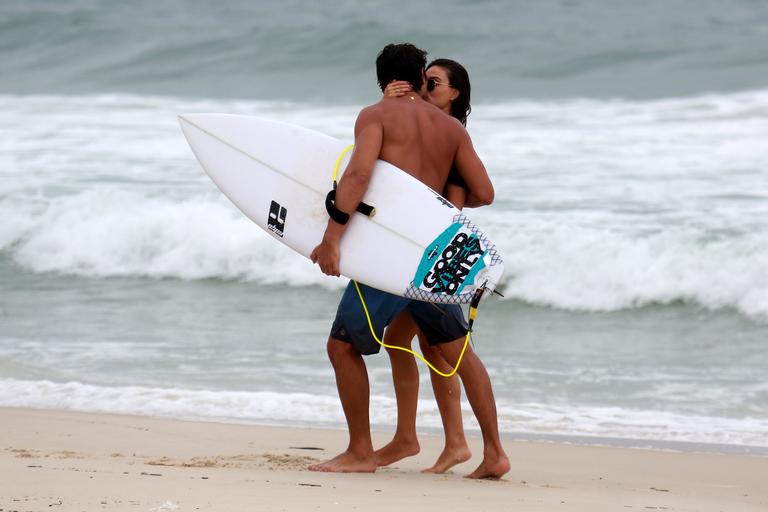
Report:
324,187,376,225
325,189,351,225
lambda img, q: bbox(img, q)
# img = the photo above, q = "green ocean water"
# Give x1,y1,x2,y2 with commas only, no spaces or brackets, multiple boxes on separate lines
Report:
2,0,768,101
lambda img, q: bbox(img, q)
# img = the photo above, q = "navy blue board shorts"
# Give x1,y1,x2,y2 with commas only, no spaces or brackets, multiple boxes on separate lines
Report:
330,281,469,355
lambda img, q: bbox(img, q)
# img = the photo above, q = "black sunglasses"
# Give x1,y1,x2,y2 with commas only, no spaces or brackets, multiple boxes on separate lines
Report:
427,77,451,92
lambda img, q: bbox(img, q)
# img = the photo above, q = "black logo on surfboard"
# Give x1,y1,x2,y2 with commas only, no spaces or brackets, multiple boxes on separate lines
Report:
423,232,484,295
267,200,287,237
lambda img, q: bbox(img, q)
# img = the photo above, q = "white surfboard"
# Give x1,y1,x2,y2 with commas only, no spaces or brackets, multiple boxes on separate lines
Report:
179,114,503,304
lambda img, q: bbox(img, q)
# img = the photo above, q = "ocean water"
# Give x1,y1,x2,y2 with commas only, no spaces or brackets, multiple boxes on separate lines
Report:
1,1,767,452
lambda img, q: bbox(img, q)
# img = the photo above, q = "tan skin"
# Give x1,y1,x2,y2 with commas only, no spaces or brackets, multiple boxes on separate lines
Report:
374,65,473,475
309,73,509,479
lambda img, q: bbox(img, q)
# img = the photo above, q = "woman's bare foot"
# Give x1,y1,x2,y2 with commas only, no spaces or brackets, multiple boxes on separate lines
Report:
374,438,420,467
421,443,471,474
465,452,510,479
308,450,377,473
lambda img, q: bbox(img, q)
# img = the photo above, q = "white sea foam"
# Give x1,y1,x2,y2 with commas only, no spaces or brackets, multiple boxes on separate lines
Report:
1,91,767,319
2,378,766,447
490,220,768,319
2,187,766,319
1,189,340,288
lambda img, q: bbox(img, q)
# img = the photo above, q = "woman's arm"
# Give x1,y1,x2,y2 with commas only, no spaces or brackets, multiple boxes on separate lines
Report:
383,80,412,98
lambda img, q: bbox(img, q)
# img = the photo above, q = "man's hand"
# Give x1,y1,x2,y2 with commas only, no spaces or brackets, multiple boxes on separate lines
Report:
310,235,341,277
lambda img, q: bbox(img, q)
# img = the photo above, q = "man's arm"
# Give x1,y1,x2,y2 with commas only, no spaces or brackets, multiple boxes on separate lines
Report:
444,184,467,210
453,129,494,207
310,107,383,276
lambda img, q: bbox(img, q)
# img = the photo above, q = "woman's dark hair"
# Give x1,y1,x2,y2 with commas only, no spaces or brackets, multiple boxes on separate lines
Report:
428,58,472,126
376,43,428,93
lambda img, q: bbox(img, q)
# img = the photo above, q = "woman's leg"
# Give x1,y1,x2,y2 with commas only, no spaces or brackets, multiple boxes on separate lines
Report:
374,310,421,466
419,334,472,473
437,339,510,479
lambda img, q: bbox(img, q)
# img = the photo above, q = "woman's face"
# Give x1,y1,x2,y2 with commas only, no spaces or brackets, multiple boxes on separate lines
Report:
425,65,458,113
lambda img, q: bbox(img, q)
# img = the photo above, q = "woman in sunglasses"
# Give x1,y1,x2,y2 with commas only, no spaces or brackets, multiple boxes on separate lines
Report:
375,59,476,474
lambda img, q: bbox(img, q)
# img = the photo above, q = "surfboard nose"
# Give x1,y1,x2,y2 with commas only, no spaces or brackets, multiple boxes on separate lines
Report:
178,114,228,143
178,113,210,126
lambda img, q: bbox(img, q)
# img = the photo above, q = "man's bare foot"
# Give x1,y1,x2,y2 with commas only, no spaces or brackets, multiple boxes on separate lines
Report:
308,450,377,473
465,453,510,479
421,444,471,474
374,438,420,467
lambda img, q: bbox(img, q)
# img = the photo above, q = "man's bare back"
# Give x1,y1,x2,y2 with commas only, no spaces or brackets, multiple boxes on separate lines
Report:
357,95,494,202
367,95,464,192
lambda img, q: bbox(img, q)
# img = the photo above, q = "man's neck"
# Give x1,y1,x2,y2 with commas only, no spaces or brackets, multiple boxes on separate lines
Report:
389,93,421,102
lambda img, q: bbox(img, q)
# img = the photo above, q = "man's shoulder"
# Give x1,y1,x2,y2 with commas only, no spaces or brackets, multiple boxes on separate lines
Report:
428,107,467,141
353,103,387,135
356,102,386,123
439,112,466,131
361,98,392,114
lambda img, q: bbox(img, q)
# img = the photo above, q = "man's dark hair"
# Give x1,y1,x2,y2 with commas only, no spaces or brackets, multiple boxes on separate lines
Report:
376,43,427,92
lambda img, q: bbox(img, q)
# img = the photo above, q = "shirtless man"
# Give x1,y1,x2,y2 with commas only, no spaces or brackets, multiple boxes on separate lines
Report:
309,43,510,479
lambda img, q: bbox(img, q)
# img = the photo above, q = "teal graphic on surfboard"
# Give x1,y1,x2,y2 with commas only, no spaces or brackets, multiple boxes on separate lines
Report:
413,222,489,296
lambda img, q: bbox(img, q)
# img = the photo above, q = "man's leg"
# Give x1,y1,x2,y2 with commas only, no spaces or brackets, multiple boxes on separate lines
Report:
375,311,421,466
438,339,510,479
310,282,410,473
308,337,377,473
